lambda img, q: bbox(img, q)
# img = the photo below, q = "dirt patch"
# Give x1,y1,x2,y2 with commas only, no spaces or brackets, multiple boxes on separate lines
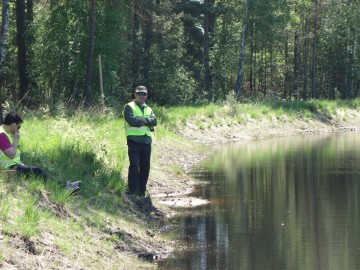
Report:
157,196,209,208
148,136,210,209
0,232,66,269
38,190,71,218
177,111,360,145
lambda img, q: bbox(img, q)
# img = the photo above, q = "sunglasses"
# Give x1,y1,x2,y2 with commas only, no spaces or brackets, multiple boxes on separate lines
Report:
136,92,148,96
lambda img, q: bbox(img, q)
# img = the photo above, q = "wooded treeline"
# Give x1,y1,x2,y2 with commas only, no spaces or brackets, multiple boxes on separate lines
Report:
0,0,359,110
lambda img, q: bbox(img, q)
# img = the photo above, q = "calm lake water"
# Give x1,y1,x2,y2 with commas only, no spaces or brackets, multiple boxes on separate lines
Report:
158,133,360,270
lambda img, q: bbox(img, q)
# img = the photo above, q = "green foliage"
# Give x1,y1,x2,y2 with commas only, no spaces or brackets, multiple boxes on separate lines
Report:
223,91,241,117
32,1,89,107
1,0,360,108
150,25,200,105
152,66,198,105
94,0,133,101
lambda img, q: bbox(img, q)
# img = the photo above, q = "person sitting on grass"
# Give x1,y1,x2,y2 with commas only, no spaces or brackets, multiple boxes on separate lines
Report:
0,111,81,194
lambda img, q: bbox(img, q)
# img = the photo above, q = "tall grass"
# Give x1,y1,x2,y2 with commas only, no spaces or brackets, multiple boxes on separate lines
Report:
22,114,128,198
0,111,129,243
16,195,41,238
156,98,360,128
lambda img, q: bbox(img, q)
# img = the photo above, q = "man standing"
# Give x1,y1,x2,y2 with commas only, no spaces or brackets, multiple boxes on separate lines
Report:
0,111,81,193
123,86,157,196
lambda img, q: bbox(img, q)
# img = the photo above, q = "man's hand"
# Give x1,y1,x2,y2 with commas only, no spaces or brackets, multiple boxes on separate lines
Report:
136,116,148,124
13,126,20,141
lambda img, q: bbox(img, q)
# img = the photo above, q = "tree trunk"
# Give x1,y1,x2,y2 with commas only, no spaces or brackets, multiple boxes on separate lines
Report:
351,29,358,97
249,25,253,93
330,51,336,99
284,35,290,98
0,0,10,123
203,0,213,100
249,63,253,92
270,45,274,90
235,0,249,98
346,0,355,99
345,27,352,98
263,49,267,94
16,0,29,103
143,3,152,88
26,0,35,91
84,0,96,108
253,38,257,93
26,0,33,44
302,22,309,100
311,0,318,99
259,50,264,94
293,30,300,97
0,0,10,70
131,0,141,86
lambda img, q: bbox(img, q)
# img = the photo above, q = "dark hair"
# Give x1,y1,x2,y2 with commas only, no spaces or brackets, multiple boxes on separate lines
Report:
3,111,23,125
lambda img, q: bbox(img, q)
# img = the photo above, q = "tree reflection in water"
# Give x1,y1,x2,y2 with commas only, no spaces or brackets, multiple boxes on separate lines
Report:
159,133,360,270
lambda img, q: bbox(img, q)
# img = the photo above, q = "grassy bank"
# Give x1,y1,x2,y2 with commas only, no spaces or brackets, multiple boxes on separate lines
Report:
1,98,360,269
156,97,360,129
156,97,360,144
0,107,208,269
0,111,173,269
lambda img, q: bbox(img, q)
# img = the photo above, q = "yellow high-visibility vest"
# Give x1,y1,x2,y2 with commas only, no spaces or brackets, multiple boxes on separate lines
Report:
124,101,153,137
0,126,21,169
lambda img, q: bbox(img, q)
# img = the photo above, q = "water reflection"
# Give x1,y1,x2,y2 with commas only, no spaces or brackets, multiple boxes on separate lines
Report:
158,133,360,270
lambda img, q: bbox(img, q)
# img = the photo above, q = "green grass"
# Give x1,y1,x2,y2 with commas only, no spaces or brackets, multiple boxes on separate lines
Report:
156,98,360,129
22,114,127,197
16,195,42,238
47,180,76,206
0,196,11,221
0,111,133,267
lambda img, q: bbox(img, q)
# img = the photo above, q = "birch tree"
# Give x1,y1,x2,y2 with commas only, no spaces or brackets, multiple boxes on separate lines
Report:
235,0,248,98
0,0,10,123
0,0,10,70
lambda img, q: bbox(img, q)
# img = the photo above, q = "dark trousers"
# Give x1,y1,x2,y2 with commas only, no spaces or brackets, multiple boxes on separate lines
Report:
10,164,65,186
127,140,151,196
14,164,48,180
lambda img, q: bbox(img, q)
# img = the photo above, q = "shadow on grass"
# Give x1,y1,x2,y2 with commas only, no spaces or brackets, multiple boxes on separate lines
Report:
13,144,127,215
8,143,164,224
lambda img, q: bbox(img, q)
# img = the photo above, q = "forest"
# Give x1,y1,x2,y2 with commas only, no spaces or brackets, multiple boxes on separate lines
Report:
0,0,359,115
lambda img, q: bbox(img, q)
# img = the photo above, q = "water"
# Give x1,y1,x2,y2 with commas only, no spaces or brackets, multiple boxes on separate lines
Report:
158,133,360,270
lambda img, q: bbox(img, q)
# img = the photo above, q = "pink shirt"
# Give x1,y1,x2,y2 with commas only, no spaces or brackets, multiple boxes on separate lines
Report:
0,132,12,151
